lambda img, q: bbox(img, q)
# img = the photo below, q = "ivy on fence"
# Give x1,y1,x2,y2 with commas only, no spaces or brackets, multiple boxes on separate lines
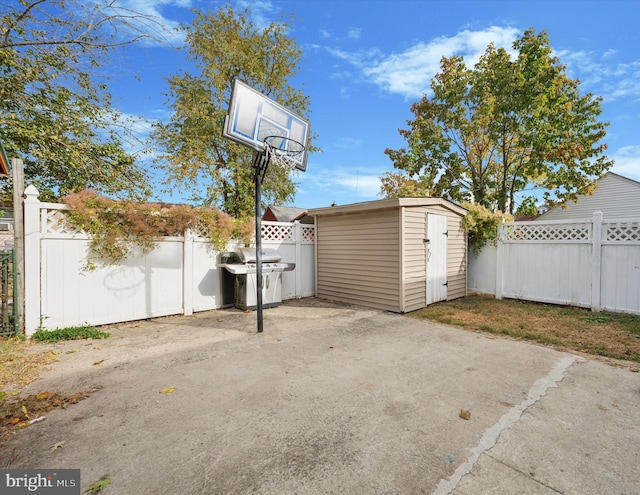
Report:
63,191,254,268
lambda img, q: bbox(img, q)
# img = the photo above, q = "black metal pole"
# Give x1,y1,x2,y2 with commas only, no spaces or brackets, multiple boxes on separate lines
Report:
254,152,264,333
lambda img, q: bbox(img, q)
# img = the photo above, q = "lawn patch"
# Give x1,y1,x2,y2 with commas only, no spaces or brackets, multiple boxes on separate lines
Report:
409,294,640,362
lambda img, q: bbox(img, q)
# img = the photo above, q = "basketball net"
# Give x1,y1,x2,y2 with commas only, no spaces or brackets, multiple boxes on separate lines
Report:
263,135,305,172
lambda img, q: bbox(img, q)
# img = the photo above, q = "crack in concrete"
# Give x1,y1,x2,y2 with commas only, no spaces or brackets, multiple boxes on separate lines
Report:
432,354,583,495
485,452,565,494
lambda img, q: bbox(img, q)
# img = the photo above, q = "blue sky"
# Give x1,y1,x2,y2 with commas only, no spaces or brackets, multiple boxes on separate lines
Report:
107,0,640,210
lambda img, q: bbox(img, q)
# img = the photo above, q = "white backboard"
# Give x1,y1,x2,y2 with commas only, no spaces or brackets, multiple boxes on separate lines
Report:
223,79,310,171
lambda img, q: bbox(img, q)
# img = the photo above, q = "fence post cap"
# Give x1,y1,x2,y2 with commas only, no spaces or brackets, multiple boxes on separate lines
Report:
24,184,39,198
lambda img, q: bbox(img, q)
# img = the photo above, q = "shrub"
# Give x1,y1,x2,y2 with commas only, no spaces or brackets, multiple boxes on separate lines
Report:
461,202,512,254
31,325,110,342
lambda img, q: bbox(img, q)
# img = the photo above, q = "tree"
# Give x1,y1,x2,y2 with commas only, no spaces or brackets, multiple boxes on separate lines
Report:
514,196,539,217
385,29,613,215
379,171,432,198
153,4,314,218
0,0,157,201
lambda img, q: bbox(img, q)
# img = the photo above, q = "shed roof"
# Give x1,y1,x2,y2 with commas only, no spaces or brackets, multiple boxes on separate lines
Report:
309,197,467,217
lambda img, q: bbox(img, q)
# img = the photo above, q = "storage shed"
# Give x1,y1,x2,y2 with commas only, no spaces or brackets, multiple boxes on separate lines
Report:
309,198,468,313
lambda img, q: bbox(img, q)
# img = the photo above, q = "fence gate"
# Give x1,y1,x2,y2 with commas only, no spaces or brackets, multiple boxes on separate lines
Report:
0,248,19,335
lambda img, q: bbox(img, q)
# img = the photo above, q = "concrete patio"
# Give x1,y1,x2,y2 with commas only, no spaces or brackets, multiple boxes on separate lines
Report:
3,298,639,494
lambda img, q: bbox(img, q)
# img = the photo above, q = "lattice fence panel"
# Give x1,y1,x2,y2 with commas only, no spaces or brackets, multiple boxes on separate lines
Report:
301,226,315,242
262,223,294,241
606,221,640,242
45,209,79,235
503,223,591,242
190,220,210,240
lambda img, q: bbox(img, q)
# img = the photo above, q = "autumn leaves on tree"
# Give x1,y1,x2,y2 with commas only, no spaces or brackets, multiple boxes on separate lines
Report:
383,29,612,216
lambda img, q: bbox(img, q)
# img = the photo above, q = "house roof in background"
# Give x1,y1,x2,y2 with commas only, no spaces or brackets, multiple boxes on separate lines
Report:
264,205,309,222
537,172,640,221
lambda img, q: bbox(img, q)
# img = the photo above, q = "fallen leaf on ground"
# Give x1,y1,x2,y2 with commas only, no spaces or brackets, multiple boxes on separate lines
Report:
66,349,79,354
159,387,175,394
459,408,471,420
50,440,65,451
93,360,104,366
36,391,50,400
85,476,111,493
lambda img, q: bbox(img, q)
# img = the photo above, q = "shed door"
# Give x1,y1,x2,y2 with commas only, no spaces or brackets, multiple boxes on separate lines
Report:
426,213,448,305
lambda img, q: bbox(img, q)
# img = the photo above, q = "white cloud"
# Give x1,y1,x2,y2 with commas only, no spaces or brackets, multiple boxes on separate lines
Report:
362,26,520,98
237,0,276,31
347,27,361,40
325,24,640,103
335,172,382,197
610,146,640,182
114,0,193,46
99,110,160,160
333,137,364,149
556,49,640,101
300,167,384,203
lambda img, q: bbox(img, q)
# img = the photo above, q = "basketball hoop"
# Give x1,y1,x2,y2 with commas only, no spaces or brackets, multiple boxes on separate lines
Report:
222,80,310,334
263,135,306,172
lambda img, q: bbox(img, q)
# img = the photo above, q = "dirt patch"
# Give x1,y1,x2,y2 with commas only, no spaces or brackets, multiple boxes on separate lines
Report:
0,338,59,390
0,338,105,451
1,386,102,449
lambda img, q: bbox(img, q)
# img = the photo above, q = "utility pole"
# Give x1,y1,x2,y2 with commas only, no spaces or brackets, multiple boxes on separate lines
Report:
12,158,25,332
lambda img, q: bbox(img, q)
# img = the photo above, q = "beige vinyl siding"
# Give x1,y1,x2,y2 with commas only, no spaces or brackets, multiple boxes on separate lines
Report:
316,209,401,312
445,213,467,300
311,197,468,313
402,208,427,312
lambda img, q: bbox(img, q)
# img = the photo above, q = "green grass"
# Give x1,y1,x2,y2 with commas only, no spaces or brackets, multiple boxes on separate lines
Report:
31,324,110,342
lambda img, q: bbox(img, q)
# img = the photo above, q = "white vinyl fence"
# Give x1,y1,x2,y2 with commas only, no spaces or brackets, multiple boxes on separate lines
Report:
468,211,640,315
23,185,315,334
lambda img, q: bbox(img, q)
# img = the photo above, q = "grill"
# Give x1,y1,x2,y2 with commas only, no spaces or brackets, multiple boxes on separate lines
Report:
222,248,295,310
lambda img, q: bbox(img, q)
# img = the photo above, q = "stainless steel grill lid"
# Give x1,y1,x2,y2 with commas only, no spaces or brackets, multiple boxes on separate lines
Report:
236,247,282,263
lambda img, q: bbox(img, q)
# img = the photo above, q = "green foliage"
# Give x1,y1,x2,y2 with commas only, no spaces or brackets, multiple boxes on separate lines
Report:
385,29,612,215
31,325,110,342
379,171,432,198
153,4,315,217
461,202,512,253
514,196,539,217
63,191,253,268
0,0,156,202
